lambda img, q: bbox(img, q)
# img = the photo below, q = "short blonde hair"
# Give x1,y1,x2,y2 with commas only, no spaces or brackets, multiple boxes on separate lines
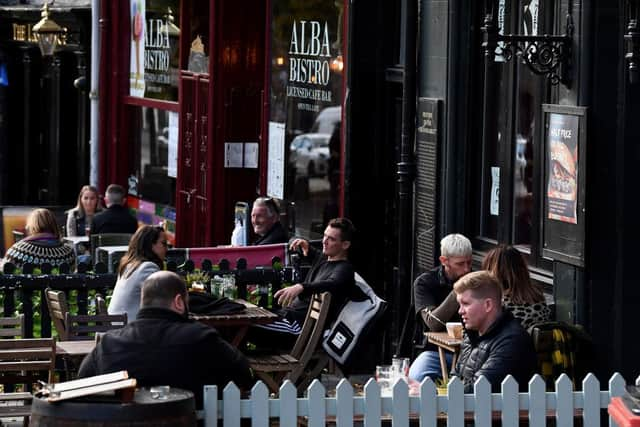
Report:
25,208,61,239
453,270,502,302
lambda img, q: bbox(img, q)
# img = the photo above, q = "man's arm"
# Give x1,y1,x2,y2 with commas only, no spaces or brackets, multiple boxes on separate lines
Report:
420,291,458,332
414,273,458,332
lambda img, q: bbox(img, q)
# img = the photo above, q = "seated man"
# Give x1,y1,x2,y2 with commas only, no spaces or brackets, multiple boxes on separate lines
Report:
90,184,138,235
251,197,288,245
249,217,365,349
451,270,536,392
78,271,253,407
409,233,472,382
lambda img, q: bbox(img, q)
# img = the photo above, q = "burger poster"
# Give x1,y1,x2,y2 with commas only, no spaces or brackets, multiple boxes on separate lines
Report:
546,113,579,224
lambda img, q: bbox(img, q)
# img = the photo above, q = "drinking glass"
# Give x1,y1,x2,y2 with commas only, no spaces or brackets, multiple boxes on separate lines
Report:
392,357,411,382
150,385,170,400
375,365,392,395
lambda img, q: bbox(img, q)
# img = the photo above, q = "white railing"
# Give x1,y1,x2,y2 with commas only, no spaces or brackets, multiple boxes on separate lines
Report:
202,373,630,427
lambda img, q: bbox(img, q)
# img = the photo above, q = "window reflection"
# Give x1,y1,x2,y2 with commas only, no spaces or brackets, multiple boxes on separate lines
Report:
270,0,344,239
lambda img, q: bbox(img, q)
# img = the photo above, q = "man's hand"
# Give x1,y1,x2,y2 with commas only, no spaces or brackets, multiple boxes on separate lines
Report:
289,239,309,257
274,284,304,307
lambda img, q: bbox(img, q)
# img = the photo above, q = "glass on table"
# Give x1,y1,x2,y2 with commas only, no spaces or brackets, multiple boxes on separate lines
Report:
392,356,410,382
375,365,392,395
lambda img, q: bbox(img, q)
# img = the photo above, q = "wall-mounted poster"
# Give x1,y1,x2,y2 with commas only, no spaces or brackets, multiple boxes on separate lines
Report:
546,113,579,224
542,105,587,267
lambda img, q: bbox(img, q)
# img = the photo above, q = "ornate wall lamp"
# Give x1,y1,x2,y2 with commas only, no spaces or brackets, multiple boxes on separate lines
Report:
32,2,66,57
625,0,640,83
481,0,574,86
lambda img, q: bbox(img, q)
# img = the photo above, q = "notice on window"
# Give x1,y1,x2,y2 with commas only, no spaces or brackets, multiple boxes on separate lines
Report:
267,122,285,199
546,113,579,224
490,167,500,216
224,143,244,168
244,142,259,168
168,111,178,178
129,0,145,97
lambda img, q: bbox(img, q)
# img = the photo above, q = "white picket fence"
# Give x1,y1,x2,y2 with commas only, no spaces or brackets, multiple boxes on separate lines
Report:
201,373,632,426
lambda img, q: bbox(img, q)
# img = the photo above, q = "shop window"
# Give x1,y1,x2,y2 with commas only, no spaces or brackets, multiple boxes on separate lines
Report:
127,106,177,208
129,0,180,101
269,0,345,239
470,0,553,270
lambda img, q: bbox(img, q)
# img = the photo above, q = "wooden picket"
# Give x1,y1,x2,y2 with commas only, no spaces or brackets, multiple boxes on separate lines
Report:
202,372,631,427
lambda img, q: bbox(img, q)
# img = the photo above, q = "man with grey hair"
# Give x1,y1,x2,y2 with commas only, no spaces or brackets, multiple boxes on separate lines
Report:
90,184,138,234
251,196,288,245
408,233,473,382
78,271,253,407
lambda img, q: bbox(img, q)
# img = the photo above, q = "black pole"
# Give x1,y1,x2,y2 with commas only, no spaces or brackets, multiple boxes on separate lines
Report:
395,0,417,356
74,50,88,186
21,48,32,203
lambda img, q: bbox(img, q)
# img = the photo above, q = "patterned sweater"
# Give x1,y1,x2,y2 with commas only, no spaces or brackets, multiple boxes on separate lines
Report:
1,234,75,271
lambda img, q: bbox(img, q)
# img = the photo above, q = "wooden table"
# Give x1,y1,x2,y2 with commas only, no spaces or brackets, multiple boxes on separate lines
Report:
56,340,96,359
191,300,278,347
425,332,462,383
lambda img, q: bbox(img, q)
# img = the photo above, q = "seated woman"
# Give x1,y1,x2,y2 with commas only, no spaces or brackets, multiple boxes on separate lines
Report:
1,208,76,272
108,225,168,321
66,185,104,237
482,245,551,329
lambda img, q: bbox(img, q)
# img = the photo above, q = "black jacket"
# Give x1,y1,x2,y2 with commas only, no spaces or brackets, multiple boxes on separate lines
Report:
452,310,536,392
90,205,138,235
78,307,253,407
253,221,288,245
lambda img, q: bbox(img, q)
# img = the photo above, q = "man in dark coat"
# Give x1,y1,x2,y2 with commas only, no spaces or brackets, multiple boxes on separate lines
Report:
90,184,138,234
250,196,288,245
78,271,253,407
452,271,536,392
408,233,472,382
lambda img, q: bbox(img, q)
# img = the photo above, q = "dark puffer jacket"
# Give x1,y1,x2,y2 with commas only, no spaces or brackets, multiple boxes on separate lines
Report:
452,310,536,392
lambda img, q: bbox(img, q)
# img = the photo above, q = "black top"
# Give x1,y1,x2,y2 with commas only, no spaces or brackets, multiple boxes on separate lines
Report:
78,307,253,408
90,205,138,235
253,221,289,245
280,246,365,325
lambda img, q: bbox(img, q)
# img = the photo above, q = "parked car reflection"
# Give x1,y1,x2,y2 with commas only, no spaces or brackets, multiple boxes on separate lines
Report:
289,133,330,177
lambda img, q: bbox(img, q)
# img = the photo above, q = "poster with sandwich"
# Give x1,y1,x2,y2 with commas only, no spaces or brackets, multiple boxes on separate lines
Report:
546,113,579,224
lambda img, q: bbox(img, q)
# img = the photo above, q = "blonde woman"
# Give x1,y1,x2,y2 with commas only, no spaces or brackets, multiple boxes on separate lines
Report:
66,185,104,237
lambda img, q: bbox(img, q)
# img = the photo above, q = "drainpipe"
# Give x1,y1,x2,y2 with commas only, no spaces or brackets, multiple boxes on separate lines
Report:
395,0,417,355
89,0,100,187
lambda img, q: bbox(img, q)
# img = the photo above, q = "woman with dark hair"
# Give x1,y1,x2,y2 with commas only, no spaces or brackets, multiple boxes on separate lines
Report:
66,185,104,237
482,245,551,329
108,225,168,320
1,208,75,271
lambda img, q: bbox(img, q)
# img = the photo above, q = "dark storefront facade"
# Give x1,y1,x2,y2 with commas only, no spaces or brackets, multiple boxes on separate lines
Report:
406,0,640,378
0,0,92,206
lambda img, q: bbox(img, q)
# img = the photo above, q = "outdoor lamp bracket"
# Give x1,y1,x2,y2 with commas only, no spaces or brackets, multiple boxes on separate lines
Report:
625,0,640,84
32,2,65,57
481,0,574,86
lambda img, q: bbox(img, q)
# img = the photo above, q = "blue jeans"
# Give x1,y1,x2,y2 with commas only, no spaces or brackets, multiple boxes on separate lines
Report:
408,351,453,382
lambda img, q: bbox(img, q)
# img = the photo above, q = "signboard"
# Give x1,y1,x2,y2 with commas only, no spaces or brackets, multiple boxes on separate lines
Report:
542,105,587,267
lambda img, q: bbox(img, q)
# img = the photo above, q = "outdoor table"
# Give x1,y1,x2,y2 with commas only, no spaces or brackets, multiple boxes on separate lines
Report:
190,300,278,347
424,331,462,383
95,245,129,272
56,340,96,381
63,236,90,256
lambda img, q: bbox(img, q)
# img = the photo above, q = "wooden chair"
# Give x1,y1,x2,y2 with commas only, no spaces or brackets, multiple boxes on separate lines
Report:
0,315,25,338
44,288,70,340
64,312,128,341
248,292,332,393
0,338,56,425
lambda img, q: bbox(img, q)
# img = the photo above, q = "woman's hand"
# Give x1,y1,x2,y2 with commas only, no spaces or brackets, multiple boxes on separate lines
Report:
274,284,304,307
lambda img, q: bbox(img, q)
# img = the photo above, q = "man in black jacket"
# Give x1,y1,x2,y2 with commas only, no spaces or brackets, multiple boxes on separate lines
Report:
452,271,536,392
250,197,288,245
90,184,138,234
78,271,253,407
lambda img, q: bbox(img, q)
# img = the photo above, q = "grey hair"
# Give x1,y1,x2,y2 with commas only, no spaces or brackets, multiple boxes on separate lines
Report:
253,197,279,218
440,233,472,257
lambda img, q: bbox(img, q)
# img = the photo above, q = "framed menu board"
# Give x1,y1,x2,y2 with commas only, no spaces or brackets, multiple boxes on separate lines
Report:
541,104,587,267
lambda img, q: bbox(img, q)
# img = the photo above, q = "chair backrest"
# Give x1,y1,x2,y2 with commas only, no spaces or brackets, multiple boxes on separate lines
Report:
90,233,133,262
290,292,331,361
65,312,128,341
45,288,70,340
95,293,108,315
0,315,24,339
0,338,56,388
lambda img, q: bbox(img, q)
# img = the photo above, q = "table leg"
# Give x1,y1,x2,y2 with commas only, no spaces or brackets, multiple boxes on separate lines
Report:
438,347,448,383
231,326,249,348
